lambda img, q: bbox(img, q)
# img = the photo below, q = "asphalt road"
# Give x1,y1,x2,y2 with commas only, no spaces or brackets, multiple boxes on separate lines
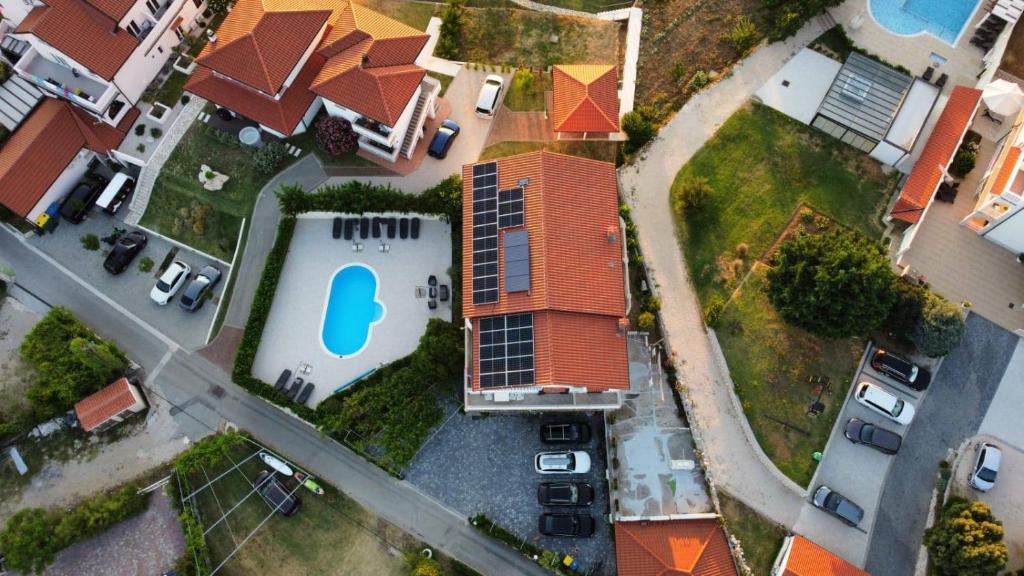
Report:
0,226,546,576
865,313,1019,576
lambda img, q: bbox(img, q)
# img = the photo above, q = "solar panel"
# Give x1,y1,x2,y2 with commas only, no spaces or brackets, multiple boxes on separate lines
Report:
471,162,499,305
498,187,524,228
478,313,535,389
504,230,529,293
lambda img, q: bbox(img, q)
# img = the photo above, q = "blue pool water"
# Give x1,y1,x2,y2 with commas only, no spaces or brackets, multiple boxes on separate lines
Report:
869,0,980,44
321,264,385,357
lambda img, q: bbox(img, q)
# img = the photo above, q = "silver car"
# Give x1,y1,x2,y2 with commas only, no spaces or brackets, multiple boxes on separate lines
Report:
534,451,591,474
969,442,1002,492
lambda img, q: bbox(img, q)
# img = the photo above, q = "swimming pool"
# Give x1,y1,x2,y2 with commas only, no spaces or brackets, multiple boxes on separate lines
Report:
869,0,980,45
321,264,385,357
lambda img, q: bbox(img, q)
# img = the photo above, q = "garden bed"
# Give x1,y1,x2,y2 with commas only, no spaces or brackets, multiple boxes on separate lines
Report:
504,68,550,111
718,491,786,576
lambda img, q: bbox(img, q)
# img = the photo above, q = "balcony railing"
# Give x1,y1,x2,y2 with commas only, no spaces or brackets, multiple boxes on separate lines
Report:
353,116,392,138
16,49,110,109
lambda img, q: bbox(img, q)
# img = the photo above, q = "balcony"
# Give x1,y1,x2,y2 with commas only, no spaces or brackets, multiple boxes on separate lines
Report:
353,115,392,140
16,48,110,110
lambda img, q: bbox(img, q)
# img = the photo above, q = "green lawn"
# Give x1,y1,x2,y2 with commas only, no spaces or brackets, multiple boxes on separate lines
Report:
427,71,455,97
504,69,550,111
458,8,619,68
480,140,618,163
143,70,190,107
719,491,786,576
365,0,437,30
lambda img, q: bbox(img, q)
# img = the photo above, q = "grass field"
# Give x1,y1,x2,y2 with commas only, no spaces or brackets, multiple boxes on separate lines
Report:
458,8,619,68
427,71,456,96
528,0,628,12
719,491,786,576
504,69,550,111
479,140,618,163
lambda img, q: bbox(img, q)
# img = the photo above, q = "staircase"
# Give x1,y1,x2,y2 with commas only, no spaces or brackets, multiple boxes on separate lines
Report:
817,10,837,30
399,86,431,158
0,74,44,131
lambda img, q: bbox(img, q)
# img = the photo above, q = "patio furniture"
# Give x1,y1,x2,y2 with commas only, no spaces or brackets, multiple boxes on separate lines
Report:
344,218,355,240
274,369,292,391
239,126,261,146
286,377,303,399
215,107,233,121
428,299,437,310
922,66,934,81
352,242,364,252
399,218,409,239
296,382,315,405
332,217,342,239
984,108,1004,124
935,73,948,88
386,217,397,239
428,275,437,286
439,285,449,302
372,217,382,238
359,217,370,239
378,242,390,253
411,217,420,239
429,285,437,299
937,181,959,203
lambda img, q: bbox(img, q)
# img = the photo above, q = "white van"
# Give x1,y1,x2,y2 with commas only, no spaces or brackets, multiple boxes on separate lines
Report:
95,172,135,214
475,75,505,118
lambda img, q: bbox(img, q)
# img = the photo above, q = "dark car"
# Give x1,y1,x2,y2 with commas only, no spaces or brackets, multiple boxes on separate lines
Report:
59,180,105,223
179,265,222,311
871,349,931,390
103,231,148,274
254,470,301,516
843,418,902,455
538,513,594,537
427,119,460,159
537,482,594,506
540,422,591,444
812,485,864,527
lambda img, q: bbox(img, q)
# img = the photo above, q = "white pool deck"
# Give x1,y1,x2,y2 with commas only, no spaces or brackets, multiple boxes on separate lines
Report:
252,213,453,407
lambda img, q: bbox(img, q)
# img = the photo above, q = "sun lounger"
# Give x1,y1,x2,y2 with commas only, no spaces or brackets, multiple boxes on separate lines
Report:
359,217,369,239
372,217,382,238
429,285,437,299
344,219,355,240
332,217,342,239
935,73,948,88
922,66,934,81
296,382,315,405
428,299,437,310
286,377,303,399
399,218,409,239
274,369,292,391
439,285,449,302
411,217,420,239
386,217,397,239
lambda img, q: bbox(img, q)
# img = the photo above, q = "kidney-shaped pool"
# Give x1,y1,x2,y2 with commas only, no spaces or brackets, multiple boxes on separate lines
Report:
321,263,385,357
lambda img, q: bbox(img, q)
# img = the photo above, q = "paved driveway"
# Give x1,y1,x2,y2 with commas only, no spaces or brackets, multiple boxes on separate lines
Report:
865,313,1019,576
406,410,614,575
29,210,225,351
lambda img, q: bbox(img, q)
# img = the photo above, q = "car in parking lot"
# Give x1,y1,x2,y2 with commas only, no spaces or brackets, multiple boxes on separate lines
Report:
427,119,460,159
475,75,504,117
968,442,1002,492
812,485,864,527
103,231,147,274
59,180,105,223
150,260,191,305
855,381,915,425
535,451,591,474
540,422,591,444
843,417,902,455
538,513,594,537
871,349,931,390
537,482,594,506
254,470,301,516
179,265,221,311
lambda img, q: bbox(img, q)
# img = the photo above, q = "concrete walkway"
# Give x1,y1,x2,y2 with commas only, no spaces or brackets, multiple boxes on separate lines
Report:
617,17,829,528
417,17,464,77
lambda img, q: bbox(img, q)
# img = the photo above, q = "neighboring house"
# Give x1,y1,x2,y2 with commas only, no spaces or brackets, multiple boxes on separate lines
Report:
185,0,441,163
771,535,868,576
961,103,1024,255
0,97,137,225
615,518,739,576
552,64,619,138
0,0,208,127
74,377,148,433
461,151,631,412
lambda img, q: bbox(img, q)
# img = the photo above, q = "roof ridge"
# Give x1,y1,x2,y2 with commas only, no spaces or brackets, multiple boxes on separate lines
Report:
617,522,673,574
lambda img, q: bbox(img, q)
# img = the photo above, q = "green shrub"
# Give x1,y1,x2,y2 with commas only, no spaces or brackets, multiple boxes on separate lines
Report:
670,62,687,83
950,149,977,177
251,141,289,175
437,0,465,60
622,108,657,155
686,70,709,92
911,293,965,357
80,234,100,251
636,311,656,331
763,0,842,41
207,0,231,15
925,497,1007,576
704,294,726,327
138,256,154,273
134,123,146,137
676,176,712,215
0,125,9,146
728,16,759,51
0,60,11,84
150,127,163,139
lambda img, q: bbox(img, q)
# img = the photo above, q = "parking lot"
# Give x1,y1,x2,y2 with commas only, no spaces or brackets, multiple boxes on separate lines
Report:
29,208,226,350
405,411,614,575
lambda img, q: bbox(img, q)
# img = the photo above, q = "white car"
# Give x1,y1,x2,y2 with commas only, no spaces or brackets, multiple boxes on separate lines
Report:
854,382,915,426
150,260,191,305
535,451,591,474
475,74,504,117
968,442,1002,491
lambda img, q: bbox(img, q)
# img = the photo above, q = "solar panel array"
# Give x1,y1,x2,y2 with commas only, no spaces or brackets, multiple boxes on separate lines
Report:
498,187,524,228
504,230,530,293
478,313,535,388
471,162,499,305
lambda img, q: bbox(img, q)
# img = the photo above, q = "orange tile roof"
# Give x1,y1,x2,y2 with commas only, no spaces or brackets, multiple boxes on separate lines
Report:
311,45,425,125
990,146,1022,194
75,377,142,432
890,85,981,224
781,536,869,576
85,0,136,20
0,99,133,217
319,0,428,62
552,64,619,133
615,519,739,576
17,0,139,81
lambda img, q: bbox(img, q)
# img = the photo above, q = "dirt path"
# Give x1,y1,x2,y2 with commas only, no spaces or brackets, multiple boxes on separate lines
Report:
0,296,38,419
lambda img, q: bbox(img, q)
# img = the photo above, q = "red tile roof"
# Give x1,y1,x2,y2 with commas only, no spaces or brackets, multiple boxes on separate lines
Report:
17,0,139,81
85,0,136,20
615,519,738,576
990,145,1022,194
318,0,428,63
0,99,134,217
890,86,981,224
312,45,425,126
552,64,619,133
781,536,869,576
74,377,143,432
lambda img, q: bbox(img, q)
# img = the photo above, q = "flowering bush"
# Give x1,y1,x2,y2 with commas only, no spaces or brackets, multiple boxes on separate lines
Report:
315,116,359,156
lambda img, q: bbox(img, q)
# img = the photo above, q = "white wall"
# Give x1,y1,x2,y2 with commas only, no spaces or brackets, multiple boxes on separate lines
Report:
983,206,1024,254
0,0,43,26
754,48,840,125
870,140,907,167
324,84,421,151
26,150,94,222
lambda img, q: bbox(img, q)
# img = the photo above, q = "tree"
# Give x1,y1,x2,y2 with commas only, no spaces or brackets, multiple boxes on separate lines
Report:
0,509,60,573
912,293,965,357
675,176,712,215
765,228,896,338
436,0,465,60
925,498,1007,576
206,0,231,15
622,107,657,155
314,116,359,156
884,279,928,345
761,0,843,40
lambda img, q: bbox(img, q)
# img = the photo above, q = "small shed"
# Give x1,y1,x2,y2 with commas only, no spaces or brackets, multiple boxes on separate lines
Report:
74,377,147,433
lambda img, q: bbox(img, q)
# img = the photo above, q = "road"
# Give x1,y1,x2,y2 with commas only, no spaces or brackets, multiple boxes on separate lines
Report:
0,227,546,576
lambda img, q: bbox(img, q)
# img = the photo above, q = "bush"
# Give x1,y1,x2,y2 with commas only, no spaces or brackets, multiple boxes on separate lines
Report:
437,0,465,60
622,107,658,155
636,311,656,331
138,256,155,273
925,498,1007,576
911,293,965,357
950,149,977,178
676,176,712,214
314,116,359,156
704,294,726,327
80,234,100,251
687,70,709,91
134,123,146,137
150,127,163,139
0,125,9,146
251,141,289,175
0,59,11,84
728,16,759,51
207,0,231,14
763,0,843,41
884,279,928,341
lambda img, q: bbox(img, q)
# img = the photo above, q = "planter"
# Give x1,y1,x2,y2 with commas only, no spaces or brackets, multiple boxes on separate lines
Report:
147,102,171,123
172,54,196,74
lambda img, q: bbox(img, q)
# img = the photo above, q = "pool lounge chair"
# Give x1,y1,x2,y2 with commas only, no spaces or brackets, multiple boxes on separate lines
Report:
399,218,409,239
296,382,315,405
921,66,934,81
439,285,449,302
411,217,420,239
373,217,384,238
429,285,437,299
359,217,370,239
344,219,355,240
332,217,342,239
286,377,303,399
428,275,437,286
274,369,292,391
935,73,948,88
386,217,397,239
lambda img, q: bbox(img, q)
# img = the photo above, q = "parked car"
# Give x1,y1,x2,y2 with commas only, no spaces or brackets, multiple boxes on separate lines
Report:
854,382,915,425
254,470,301,516
94,172,135,214
540,422,592,444
150,260,191,305
475,75,504,117
537,482,594,506
59,180,105,223
968,442,1002,491
538,513,594,537
427,119,460,159
871,349,931,390
179,265,222,311
812,485,864,527
103,230,147,275
843,418,902,454
535,451,591,474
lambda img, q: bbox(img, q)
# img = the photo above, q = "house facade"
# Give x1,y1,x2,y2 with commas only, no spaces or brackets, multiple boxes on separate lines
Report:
961,104,1024,255
461,151,632,412
185,0,440,163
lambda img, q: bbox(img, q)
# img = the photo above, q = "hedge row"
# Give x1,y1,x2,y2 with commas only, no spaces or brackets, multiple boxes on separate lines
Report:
468,515,572,575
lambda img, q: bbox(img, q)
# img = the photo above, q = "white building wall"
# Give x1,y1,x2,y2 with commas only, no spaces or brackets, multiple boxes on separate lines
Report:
0,0,42,26
26,150,94,222
982,207,1024,254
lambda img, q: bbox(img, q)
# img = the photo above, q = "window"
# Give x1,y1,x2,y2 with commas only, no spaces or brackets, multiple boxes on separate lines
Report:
146,0,160,14
127,20,142,37
175,26,186,41
192,0,202,7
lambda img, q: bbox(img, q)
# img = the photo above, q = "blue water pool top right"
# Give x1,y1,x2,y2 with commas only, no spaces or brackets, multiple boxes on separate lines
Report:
869,0,980,45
